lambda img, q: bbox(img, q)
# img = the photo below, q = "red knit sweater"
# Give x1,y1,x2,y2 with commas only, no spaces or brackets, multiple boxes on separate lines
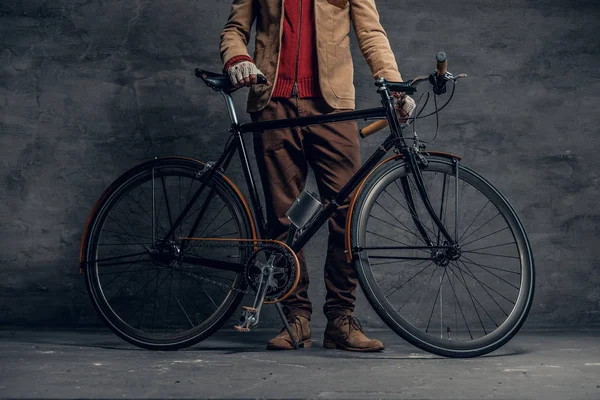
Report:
224,0,321,99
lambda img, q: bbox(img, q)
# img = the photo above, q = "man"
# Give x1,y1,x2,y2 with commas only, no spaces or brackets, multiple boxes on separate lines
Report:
220,0,415,352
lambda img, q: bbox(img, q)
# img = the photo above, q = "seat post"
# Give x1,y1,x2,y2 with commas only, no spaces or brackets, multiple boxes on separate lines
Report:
221,92,239,125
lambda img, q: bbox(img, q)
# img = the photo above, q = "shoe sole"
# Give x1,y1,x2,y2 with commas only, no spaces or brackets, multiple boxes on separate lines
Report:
323,339,384,352
266,339,312,350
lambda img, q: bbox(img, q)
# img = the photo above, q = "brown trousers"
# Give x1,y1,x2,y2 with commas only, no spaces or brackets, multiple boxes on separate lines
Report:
251,97,361,321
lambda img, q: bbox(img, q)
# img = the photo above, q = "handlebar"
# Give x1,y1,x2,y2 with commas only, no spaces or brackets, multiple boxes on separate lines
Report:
436,52,448,76
359,52,465,139
256,74,268,85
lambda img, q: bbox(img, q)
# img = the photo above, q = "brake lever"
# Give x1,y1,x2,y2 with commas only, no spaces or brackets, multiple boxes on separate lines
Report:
449,73,468,82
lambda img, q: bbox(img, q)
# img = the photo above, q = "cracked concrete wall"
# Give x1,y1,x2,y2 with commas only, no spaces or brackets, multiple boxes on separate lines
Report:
0,0,599,331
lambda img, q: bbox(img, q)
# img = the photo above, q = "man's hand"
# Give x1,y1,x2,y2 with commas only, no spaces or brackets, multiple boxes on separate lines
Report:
392,92,416,123
227,60,271,88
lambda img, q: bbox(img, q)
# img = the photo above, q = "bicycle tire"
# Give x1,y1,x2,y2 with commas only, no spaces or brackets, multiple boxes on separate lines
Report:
81,157,254,350
350,156,535,358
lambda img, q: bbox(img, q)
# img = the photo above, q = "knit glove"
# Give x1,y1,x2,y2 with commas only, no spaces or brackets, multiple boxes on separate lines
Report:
393,92,416,122
227,60,269,88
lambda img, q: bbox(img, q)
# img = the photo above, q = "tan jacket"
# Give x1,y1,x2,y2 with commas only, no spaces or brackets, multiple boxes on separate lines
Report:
220,0,403,113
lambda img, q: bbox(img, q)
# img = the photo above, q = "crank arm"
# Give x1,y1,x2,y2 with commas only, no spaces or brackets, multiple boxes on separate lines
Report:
234,255,275,332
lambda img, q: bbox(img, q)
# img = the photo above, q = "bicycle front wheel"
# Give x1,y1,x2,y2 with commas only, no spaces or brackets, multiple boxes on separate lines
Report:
81,157,254,350
350,156,534,358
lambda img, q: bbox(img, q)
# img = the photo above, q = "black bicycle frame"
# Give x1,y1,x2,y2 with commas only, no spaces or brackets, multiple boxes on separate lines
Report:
165,83,455,265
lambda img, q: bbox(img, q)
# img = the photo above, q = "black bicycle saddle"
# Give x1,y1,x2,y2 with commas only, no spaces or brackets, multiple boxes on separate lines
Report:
195,69,235,92
195,68,268,93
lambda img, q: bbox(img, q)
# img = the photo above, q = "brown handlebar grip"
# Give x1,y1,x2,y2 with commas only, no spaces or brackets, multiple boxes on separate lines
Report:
436,52,448,76
359,120,389,138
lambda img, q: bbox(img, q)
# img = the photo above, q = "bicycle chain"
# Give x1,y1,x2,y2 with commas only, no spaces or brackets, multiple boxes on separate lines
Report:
175,241,290,296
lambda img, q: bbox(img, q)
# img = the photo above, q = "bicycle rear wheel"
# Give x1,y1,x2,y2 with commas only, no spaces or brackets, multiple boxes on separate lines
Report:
81,157,253,350
350,156,534,358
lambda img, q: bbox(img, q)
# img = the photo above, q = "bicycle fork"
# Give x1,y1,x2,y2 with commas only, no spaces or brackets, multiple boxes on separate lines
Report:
403,150,458,247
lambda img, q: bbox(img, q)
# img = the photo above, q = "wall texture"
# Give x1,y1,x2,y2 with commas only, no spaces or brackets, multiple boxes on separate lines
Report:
1,0,599,331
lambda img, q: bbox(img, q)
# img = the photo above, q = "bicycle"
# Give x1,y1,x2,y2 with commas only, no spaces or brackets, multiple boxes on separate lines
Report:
79,53,535,358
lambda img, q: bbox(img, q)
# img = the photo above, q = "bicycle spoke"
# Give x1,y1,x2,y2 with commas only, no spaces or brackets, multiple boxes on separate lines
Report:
374,200,426,245
461,227,511,248
174,293,195,329
425,267,448,334
97,258,154,268
464,240,515,253
456,199,489,241
164,271,174,335
370,214,422,239
137,184,168,237
100,229,153,241
91,251,149,265
136,263,153,330
104,219,151,249
444,266,476,338
119,268,168,322
460,256,521,275
196,268,229,296
196,204,227,238
396,277,428,312
460,212,501,245
205,217,235,238
98,243,153,246
461,250,519,260
126,189,168,235
367,230,430,254
115,202,149,247
387,184,439,240
98,266,151,276
455,260,514,309
447,263,500,329
107,262,158,308
102,254,147,289
371,258,425,267
384,261,434,299
160,176,175,237
460,254,520,290
167,270,212,319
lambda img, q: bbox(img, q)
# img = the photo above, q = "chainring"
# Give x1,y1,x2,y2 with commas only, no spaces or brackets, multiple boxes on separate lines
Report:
244,243,299,304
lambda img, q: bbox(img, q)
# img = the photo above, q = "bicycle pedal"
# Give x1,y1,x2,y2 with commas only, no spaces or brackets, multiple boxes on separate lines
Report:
233,325,250,332
235,305,258,332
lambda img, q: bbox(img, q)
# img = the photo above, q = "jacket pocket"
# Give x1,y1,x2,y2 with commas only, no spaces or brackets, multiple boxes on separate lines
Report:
327,0,349,9
329,45,355,100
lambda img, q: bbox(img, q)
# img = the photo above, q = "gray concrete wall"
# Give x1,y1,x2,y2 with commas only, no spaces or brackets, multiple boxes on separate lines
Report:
1,0,599,330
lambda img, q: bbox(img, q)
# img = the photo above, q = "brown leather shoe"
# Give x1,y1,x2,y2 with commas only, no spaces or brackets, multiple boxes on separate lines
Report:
266,314,312,350
323,315,384,352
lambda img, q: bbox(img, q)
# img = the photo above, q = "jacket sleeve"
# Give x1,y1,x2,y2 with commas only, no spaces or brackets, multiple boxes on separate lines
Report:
350,0,403,82
220,0,257,67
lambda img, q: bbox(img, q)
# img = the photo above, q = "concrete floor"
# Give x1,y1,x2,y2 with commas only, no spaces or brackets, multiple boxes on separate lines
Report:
0,328,599,399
